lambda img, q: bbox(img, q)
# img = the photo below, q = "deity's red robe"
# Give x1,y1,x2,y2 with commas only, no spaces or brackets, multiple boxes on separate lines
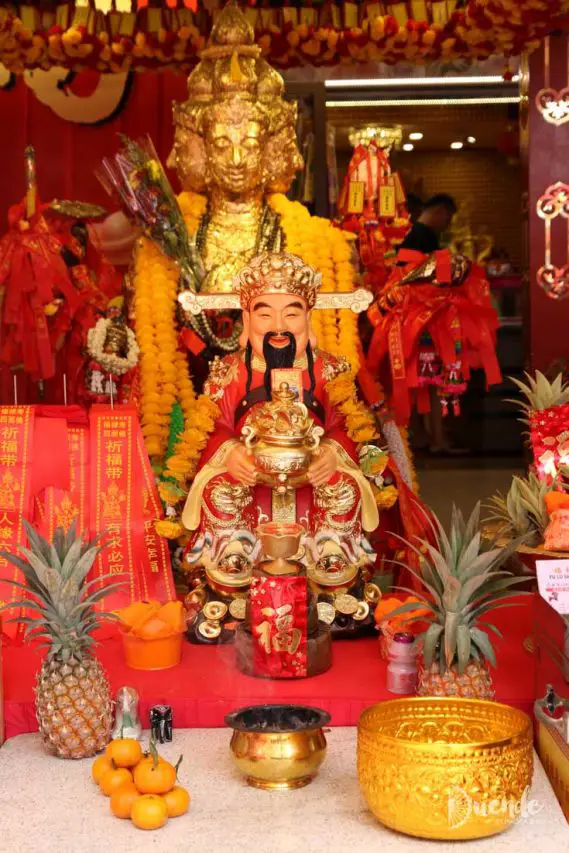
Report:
182,350,379,544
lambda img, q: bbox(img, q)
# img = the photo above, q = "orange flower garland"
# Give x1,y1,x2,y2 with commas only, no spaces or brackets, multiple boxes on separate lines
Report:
1,3,567,74
268,193,360,371
326,371,379,445
133,239,181,460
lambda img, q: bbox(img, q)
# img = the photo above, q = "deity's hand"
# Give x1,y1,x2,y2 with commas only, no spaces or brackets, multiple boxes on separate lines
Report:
308,444,338,487
227,444,257,487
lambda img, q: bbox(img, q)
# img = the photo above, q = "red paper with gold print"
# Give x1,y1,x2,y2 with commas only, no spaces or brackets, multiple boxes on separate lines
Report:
0,406,34,639
250,575,308,679
135,429,174,602
90,406,141,608
35,424,89,540
530,403,569,479
90,406,174,610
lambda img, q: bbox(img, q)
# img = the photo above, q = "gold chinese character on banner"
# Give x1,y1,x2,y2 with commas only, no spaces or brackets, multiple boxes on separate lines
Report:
255,604,302,655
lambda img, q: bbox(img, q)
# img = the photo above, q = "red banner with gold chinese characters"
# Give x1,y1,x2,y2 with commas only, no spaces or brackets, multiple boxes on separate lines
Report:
35,423,89,540
250,575,308,679
0,404,174,637
90,406,174,611
0,406,34,639
136,428,174,602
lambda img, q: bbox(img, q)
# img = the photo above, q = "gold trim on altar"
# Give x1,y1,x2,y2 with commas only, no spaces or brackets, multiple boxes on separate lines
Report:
178,288,374,315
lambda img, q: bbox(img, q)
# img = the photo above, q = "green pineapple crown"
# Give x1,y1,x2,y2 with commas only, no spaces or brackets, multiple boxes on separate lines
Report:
391,503,530,676
508,370,569,425
0,519,123,662
485,472,553,547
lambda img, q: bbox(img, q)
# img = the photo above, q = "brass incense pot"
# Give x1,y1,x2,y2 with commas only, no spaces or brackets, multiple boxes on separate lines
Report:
226,704,330,790
242,383,323,493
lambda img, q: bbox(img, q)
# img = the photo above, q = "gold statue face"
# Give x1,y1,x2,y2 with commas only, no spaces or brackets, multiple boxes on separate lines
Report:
206,113,265,197
169,3,302,201
264,122,304,194
167,119,207,193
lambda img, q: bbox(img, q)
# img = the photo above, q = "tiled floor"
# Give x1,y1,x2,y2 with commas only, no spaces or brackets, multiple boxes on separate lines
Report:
418,465,523,522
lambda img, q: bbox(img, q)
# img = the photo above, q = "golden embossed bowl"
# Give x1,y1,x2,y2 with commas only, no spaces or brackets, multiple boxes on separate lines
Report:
358,698,533,840
226,704,330,790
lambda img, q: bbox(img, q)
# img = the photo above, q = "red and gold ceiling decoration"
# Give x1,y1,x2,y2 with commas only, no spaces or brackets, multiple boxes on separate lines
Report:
0,1,567,73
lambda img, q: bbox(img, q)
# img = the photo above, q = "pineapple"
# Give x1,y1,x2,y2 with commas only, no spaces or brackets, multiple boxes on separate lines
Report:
0,520,122,759
392,503,529,699
485,473,553,547
508,370,569,424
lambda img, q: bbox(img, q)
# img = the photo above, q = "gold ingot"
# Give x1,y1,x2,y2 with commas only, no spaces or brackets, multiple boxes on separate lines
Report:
358,698,533,840
184,586,207,608
334,593,358,616
353,601,370,622
203,601,228,622
364,583,382,605
198,620,222,640
229,598,247,621
317,601,336,625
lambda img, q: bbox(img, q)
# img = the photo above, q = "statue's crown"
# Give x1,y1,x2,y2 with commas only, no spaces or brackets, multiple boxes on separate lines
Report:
184,1,283,104
236,253,321,310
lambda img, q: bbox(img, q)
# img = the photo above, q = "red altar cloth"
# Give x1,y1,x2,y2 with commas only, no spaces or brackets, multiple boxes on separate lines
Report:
2,595,536,740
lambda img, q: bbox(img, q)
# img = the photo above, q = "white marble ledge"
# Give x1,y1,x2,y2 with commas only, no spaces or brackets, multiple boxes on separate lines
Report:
0,729,567,853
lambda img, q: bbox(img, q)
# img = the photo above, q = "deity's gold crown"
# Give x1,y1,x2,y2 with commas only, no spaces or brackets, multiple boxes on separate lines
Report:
177,1,290,129
236,253,321,310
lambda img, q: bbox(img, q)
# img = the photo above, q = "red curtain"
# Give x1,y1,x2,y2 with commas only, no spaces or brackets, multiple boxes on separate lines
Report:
0,71,188,225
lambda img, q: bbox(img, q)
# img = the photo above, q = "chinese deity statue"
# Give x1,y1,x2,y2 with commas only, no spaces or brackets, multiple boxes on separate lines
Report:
181,252,399,644
122,1,363,486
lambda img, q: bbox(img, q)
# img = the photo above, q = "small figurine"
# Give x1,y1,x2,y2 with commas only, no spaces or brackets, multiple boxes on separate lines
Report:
85,296,139,403
534,683,569,736
150,704,173,744
112,686,142,740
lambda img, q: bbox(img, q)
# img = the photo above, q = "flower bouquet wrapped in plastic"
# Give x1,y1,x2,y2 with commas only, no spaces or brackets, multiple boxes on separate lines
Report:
97,134,203,291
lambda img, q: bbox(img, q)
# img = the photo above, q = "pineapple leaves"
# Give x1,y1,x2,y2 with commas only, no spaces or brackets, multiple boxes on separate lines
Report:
22,520,52,564
422,623,443,668
470,627,497,668
444,611,459,669
456,624,471,675
0,519,119,657
386,500,528,675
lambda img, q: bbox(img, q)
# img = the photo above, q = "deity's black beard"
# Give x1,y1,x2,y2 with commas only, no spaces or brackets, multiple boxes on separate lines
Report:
244,336,316,405
262,331,296,398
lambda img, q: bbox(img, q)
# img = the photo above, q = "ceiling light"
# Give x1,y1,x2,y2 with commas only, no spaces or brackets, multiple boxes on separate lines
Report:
324,75,520,89
466,136,477,143
450,141,464,150
402,143,414,151
326,96,521,108
409,132,423,141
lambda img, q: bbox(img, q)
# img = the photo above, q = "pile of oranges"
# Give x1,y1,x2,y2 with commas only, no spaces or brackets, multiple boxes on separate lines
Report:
92,737,190,830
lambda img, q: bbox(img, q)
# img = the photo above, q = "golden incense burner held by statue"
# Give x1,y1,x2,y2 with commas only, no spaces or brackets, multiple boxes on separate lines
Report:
241,382,324,493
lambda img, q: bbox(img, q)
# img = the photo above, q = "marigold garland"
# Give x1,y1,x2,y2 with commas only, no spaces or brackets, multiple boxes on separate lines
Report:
1,2,567,74
326,371,380,445
268,193,360,372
